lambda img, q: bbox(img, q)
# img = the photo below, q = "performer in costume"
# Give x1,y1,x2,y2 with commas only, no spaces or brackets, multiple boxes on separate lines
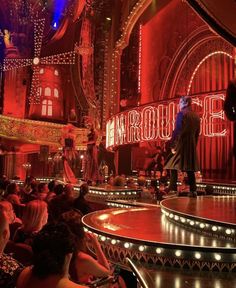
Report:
60,124,78,184
83,117,101,184
164,96,200,197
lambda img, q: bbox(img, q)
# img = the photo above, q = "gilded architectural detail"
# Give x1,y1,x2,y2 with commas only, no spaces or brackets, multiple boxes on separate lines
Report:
0,115,87,148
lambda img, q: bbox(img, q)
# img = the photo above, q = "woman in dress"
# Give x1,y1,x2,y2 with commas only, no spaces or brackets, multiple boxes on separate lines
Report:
83,118,100,184
60,124,78,184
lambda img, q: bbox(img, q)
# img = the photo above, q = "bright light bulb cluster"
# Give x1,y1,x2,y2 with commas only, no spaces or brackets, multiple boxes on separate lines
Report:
41,52,76,65
3,59,32,71
162,208,235,239
34,19,45,57
3,18,76,104
82,228,230,267
187,51,233,95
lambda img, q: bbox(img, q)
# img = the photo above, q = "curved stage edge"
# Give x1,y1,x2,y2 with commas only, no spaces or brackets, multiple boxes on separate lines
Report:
82,196,236,272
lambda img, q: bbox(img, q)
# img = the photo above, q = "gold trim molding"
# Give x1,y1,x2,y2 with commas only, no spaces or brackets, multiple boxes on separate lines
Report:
0,115,88,149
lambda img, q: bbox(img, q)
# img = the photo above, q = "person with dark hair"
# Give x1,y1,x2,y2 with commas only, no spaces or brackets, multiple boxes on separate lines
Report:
60,211,112,286
73,183,92,215
164,96,200,198
36,183,49,201
0,210,23,288
48,184,75,222
146,146,165,175
16,222,87,288
224,79,236,158
5,182,21,205
46,181,56,202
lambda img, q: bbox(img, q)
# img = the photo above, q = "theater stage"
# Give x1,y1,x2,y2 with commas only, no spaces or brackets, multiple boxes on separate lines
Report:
82,195,236,281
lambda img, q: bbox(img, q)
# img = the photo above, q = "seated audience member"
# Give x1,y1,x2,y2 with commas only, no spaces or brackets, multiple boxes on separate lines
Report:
60,210,126,287
48,184,75,222
74,183,92,215
16,223,87,288
22,180,38,203
35,183,49,201
0,201,22,239
126,178,136,188
138,176,152,199
13,200,48,245
0,210,23,288
4,182,21,205
46,180,56,202
0,177,10,198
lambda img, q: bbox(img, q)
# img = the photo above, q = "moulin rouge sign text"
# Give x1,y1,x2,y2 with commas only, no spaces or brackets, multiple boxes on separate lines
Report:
106,94,227,149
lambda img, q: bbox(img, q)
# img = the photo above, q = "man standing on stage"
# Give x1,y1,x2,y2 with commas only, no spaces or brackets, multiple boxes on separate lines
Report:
164,96,200,197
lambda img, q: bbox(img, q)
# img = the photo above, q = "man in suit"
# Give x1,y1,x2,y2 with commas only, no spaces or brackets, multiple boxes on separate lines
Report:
164,96,200,197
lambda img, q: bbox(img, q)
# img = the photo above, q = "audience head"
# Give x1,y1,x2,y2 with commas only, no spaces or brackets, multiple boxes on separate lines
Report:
22,200,48,232
38,183,49,194
0,200,16,224
0,210,10,253
79,183,89,198
60,210,85,251
5,182,19,196
137,176,146,187
32,222,76,278
126,178,136,188
64,184,74,198
54,184,64,196
48,180,56,192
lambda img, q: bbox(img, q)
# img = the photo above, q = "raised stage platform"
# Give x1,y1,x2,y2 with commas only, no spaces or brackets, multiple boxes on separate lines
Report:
82,196,236,273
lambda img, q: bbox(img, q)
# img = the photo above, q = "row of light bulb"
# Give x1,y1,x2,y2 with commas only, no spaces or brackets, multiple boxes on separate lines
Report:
162,209,235,237
84,228,226,263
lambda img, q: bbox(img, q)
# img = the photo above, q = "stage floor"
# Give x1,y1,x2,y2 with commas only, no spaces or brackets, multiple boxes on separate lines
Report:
83,204,235,248
83,195,236,274
161,196,236,225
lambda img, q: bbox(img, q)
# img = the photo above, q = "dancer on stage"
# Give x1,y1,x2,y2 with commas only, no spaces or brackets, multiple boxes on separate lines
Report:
60,124,78,184
83,117,101,184
164,96,200,197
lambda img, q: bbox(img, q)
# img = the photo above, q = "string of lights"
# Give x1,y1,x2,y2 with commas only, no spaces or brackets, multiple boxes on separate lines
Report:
3,18,76,104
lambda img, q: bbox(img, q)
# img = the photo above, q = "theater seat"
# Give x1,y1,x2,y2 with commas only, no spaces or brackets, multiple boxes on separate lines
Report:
5,240,33,266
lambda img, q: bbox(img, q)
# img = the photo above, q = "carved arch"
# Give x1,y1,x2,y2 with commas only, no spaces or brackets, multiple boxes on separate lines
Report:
160,25,234,100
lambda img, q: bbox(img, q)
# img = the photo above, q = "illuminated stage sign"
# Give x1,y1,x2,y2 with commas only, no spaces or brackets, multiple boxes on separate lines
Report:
106,94,227,149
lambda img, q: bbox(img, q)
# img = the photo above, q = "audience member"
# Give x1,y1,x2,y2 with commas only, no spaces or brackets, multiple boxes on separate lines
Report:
36,183,49,201
74,183,92,215
13,200,48,245
48,184,75,222
0,201,22,239
60,210,111,285
16,222,87,288
4,182,21,205
46,180,56,202
0,210,23,288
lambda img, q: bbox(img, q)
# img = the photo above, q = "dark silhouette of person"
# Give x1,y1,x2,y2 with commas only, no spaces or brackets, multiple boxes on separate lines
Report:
164,96,200,197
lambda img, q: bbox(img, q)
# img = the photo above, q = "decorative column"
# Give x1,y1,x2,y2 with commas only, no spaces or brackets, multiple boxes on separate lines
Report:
106,0,152,117
103,0,152,174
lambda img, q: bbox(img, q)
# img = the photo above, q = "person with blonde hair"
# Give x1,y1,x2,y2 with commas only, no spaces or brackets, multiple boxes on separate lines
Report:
0,200,22,239
13,200,48,245
0,210,23,288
